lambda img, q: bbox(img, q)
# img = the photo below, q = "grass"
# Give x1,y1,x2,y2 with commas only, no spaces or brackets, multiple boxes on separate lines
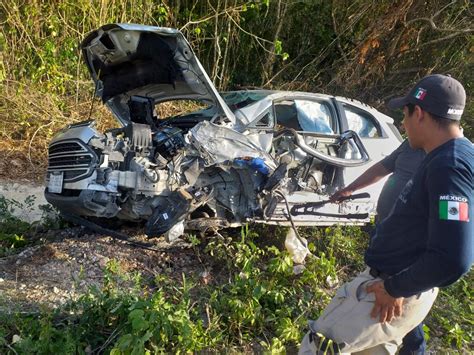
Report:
0,196,472,353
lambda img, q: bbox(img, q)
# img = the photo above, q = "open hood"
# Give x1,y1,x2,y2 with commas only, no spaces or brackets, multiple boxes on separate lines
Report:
81,24,235,125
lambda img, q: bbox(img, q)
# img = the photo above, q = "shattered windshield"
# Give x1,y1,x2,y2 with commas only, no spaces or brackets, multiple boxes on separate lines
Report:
168,91,269,121
221,91,270,112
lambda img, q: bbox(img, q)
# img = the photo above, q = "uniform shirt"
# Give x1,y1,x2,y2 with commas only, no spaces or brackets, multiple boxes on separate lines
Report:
377,140,426,221
365,137,473,298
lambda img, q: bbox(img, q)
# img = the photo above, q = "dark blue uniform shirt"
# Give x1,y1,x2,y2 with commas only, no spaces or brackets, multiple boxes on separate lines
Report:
365,137,473,298
378,140,426,221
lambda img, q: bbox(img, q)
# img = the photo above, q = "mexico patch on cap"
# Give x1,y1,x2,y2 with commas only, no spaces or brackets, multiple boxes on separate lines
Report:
414,88,427,100
439,195,469,222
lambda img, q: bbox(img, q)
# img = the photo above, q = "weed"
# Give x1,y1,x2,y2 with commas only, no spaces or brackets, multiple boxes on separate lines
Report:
0,196,33,255
428,273,474,350
0,225,471,353
0,195,67,256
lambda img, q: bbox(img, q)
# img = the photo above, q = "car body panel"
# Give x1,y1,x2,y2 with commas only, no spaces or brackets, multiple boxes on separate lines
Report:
335,96,403,204
81,23,236,126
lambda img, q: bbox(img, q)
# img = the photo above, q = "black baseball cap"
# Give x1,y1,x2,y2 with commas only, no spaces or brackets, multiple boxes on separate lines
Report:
387,74,466,120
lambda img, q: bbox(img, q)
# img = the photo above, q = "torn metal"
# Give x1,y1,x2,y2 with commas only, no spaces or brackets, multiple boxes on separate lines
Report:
45,24,402,240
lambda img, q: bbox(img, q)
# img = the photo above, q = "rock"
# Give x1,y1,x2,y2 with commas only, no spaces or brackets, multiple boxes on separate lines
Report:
293,264,306,275
325,275,339,288
98,256,110,268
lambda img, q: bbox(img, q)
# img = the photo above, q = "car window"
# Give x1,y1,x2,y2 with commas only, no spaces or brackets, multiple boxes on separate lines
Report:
254,111,272,128
275,100,335,133
294,100,334,134
221,91,269,112
344,105,381,138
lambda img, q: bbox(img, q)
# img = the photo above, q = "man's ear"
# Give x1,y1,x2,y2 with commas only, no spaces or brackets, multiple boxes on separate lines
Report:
414,105,425,123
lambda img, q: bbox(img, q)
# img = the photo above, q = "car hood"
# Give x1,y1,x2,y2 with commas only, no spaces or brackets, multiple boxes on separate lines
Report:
81,24,235,125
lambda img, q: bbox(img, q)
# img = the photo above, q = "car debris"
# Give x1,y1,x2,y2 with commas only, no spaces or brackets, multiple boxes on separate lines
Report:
45,24,402,241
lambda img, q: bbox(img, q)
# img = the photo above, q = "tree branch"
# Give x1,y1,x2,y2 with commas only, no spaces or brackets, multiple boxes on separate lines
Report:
407,16,472,33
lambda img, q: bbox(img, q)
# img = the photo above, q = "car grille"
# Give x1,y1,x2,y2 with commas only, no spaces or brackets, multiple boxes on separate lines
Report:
47,140,97,182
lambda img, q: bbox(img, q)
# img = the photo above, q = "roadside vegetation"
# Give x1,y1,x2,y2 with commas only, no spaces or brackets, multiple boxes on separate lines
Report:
0,197,473,353
0,1,472,181
0,1,472,353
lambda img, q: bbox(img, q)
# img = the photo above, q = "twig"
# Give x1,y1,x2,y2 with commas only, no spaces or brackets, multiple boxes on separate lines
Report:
94,326,122,353
265,2,372,87
407,17,472,33
28,121,54,169
179,4,245,31
225,11,275,54
5,343,18,355
401,31,473,55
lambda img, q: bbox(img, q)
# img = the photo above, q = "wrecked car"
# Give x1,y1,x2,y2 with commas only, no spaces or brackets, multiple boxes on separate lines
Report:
45,24,402,240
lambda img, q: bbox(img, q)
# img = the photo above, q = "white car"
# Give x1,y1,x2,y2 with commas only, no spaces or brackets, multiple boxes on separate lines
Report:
45,24,402,239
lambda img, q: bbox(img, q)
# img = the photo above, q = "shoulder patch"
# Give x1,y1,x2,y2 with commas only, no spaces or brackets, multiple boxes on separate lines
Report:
439,196,469,222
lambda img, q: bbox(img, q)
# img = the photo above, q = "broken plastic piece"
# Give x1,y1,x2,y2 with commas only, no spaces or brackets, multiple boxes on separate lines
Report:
165,220,185,242
285,228,309,264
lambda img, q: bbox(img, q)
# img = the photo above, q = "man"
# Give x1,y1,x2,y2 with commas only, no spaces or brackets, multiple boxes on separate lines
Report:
299,74,473,354
331,139,427,354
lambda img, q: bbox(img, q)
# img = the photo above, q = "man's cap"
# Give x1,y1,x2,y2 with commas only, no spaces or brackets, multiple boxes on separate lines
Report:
387,74,466,120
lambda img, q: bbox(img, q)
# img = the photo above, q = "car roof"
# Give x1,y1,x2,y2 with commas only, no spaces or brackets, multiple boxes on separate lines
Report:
222,89,335,101
222,89,395,127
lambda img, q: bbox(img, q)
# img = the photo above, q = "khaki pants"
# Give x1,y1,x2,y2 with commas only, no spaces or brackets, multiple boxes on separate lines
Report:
299,268,438,354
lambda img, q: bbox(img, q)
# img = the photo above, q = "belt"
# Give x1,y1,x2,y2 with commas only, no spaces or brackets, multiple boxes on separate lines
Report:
369,268,391,280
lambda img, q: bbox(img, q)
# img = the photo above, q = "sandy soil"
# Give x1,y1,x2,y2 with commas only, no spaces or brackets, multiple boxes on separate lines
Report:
0,226,208,313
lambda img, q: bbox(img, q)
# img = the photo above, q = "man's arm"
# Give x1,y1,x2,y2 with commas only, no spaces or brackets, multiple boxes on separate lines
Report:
330,162,390,201
330,140,408,201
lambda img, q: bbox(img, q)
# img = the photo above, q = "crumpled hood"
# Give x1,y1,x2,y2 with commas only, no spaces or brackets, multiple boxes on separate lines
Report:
81,23,235,125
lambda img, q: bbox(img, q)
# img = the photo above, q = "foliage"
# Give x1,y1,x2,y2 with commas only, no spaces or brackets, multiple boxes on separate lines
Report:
0,223,471,353
0,196,36,255
0,195,66,256
0,1,472,352
429,273,474,349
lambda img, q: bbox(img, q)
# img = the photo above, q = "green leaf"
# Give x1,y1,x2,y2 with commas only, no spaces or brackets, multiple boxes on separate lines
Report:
128,309,145,320
274,40,282,55
117,334,133,350
132,318,149,331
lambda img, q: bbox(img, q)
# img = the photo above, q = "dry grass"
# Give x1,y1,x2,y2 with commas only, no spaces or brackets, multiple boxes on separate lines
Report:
0,80,118,182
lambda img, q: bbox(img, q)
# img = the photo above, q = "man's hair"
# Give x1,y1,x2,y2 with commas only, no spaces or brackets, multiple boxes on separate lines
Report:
405,103,460,129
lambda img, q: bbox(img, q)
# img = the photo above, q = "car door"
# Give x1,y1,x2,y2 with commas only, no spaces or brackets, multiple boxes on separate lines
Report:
336,99,402,213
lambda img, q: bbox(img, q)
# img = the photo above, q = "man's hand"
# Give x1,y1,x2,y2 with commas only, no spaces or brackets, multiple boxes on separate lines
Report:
330,187,354,202
366,281,404,323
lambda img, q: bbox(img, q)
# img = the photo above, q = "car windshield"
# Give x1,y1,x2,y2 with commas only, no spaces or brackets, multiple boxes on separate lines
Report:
221,91,270,112
164,91,270,122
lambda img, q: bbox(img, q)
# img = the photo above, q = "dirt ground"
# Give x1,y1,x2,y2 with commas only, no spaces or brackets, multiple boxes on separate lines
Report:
0,226,208,313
